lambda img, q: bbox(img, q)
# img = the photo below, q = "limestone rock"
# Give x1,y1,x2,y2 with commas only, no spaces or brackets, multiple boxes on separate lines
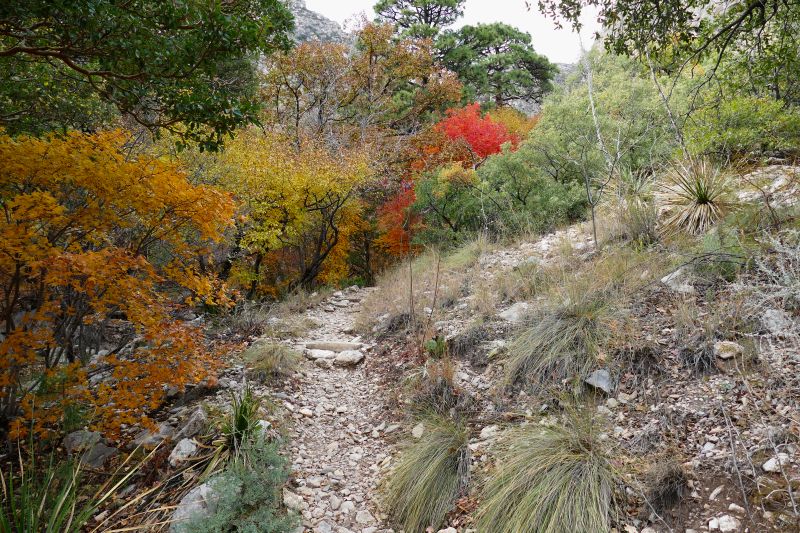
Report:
305,341,362,352
174,407,207,440
762,309,793,335
355,510,375,525
81,443,118,469
283,489,303,510
411,423,424,439
584,369,615,395
127,423,173,451
661,268,695,294
64,431,101,454
334,350,364,366
717,514,741,532
714,341,743,360
763,453,790,472
169,482,221,533
480,425,500,440
307,349,336,360
498,302,529,323
169,438,198,468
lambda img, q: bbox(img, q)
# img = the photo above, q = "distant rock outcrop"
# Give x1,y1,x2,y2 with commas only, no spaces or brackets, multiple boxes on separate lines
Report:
286,0,346,44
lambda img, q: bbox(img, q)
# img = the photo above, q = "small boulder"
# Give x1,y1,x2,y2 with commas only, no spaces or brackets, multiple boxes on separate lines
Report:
80,443,118,469
584,369,615,395
127,423,173,451
714,341,743,360
498,303,529,324
169,482,221,533
762,309,793,335
283,489,303,510
411,423,424,439
169,438,198,468
334,350,365,366
174,407,207,440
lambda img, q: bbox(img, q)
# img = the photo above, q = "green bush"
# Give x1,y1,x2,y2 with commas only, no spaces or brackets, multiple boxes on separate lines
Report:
179,441,296,533
686,96,800,161
475,408,619,533
383,414,470,533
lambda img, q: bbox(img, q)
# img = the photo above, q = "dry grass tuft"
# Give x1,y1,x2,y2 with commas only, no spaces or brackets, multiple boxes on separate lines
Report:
242,341,301,379
383,413,470,533
475,406,619,533
644,460,688,514
505,283,610,388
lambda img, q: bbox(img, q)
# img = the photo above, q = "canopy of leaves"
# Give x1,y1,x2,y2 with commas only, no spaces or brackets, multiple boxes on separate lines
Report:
537,0,800,98
0,0,294,150
439,22,557,106
373,0,465,39
435,102,520,164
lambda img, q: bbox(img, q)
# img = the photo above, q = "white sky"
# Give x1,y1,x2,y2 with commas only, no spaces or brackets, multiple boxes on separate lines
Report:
304,0,601,64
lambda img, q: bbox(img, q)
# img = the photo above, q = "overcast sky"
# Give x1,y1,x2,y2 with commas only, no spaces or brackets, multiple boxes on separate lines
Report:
304,0,601,64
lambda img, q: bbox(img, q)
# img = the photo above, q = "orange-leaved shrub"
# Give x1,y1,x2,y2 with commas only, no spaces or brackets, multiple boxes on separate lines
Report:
0,130,235,440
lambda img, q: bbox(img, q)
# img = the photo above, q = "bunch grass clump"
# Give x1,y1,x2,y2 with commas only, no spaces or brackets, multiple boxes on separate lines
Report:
475,408,619,533
242,341,300,379
505,284,610,388
657,158,736,235
383,414,470,533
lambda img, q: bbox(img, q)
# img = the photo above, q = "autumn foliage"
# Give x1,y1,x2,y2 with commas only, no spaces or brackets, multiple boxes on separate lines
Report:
0,130,234,439
434,102,520,163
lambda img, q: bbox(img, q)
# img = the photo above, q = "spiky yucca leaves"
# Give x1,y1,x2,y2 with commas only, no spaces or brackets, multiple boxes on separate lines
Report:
383,414,471,533
475,410,619,533
505,288,609,388
657,158,736,235
221,382,262,461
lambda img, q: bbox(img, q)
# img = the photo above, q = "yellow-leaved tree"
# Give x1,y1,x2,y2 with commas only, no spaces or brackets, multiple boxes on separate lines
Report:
0,130,235,439
220,129,373,296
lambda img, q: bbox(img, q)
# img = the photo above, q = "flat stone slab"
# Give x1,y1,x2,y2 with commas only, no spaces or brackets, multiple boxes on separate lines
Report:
304,341,362,352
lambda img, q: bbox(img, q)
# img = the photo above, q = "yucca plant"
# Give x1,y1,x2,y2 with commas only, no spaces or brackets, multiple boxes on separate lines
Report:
219,381,262,464
657,158,736,235
383,414,470,533
475,408,619,533
505,287,609,389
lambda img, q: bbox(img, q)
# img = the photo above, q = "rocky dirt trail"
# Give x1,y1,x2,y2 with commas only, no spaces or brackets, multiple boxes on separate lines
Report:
281,287,396,533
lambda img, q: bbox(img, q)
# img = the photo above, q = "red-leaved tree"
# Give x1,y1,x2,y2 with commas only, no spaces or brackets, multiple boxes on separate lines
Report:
434,102,519,167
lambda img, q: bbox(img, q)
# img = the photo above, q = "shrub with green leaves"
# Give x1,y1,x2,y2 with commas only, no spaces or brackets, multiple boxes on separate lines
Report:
383,414,470,533
686,96,800,161
475,409,619,533
179,441,296,533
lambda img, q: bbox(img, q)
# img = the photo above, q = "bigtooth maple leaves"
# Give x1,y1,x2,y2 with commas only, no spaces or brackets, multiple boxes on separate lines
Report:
0,130,234,438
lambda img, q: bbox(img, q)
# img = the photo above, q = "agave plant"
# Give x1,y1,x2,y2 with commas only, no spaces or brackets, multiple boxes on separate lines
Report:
657,158,736,235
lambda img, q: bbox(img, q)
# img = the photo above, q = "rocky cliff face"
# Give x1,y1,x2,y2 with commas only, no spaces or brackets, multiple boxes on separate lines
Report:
286,0,346,44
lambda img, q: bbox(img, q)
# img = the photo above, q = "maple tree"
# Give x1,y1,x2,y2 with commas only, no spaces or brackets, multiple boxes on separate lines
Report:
434,102,520,168
0,130,235,439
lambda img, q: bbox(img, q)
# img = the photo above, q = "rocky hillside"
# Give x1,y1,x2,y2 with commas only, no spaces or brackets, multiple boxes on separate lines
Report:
287,0,346,43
